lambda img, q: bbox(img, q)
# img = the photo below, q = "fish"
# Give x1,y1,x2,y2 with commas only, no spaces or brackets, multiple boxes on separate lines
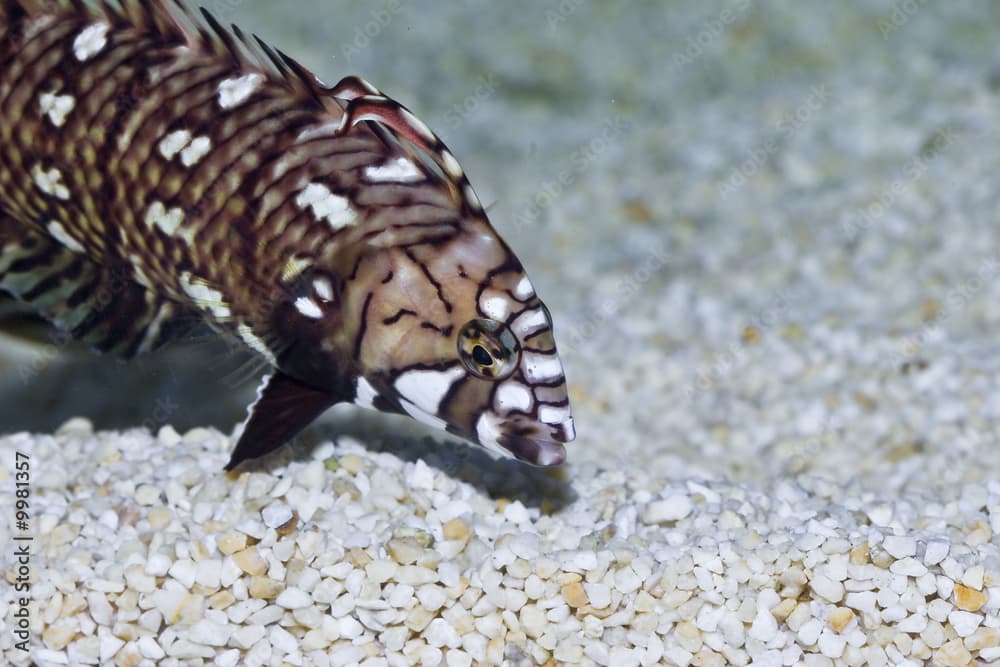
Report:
0,1,576,468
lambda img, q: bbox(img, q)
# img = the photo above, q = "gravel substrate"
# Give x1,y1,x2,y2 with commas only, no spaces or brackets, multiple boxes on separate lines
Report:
3,418,1000,666
5,1,1000,666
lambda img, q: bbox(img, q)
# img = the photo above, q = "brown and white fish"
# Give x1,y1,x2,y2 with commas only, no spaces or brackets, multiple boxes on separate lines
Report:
0,1,576,467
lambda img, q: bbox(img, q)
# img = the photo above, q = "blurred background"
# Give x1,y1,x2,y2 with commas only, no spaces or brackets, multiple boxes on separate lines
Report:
4,0,1000,497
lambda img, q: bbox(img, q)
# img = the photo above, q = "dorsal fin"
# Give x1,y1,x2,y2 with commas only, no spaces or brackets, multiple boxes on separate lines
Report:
7,1,331,110
326,76,485,215
183,5,327,109
198,6,242,67
252,33,291,78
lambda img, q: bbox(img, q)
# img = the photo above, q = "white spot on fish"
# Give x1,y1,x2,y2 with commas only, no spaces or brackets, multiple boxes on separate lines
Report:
394,366,464,416
179,272,231,319
218,72,263,109
313,277,333,302
400,399,448,430
295,183,356,230
144,201,185,236
46,220,84,253
364,156,422,183
38,92,75,127
463,183,482,210
440,150,463,179
158,130,211,167
180,136,212,167
480,295,509,321
511,308,547,338
72,22,109,62
354,376,379,409
400,108,435,142
294,296,323,319
538,404,571,426
158,130,192,160
295,121,340,143
475,412,505,455
514,276,535,300
522,352,565,383
238,324,277,365
31,164,70,199
496,381,533,413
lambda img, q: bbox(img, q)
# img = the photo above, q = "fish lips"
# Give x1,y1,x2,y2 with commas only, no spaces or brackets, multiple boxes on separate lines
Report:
498,434,566,466
496,420,573,467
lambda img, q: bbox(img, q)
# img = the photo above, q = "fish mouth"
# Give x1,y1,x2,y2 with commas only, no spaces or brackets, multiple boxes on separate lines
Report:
495,418,574,467
497,434,567,466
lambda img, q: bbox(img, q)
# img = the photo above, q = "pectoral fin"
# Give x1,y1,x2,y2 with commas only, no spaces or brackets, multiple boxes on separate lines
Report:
225,371,338,470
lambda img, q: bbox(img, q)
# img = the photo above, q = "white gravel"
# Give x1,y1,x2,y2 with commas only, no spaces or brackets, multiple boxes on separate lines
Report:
4,1,1000,666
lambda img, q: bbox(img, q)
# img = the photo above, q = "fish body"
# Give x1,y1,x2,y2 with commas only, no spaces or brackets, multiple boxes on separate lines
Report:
0,1,575,466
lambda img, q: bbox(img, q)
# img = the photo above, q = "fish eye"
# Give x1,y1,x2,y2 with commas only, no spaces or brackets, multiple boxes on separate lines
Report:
472,345,493,366
458,318,520,380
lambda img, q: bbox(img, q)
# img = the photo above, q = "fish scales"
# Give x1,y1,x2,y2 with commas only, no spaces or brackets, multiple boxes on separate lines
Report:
0,0,576,467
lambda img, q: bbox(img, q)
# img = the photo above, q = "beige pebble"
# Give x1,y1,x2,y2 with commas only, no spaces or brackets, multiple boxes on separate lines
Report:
339,454,366,474
934,638,973,667
443,518,470,541
849,543,870,565
147,507,172,531
217,531,248,555
387,537,425,565
42,621,77,650
964,626,1000,651
232,547,268,576
562,581,588,609
154,589,203,625
954,584,988,612
248,576,284,599
770,598,796,623
828,607,855,633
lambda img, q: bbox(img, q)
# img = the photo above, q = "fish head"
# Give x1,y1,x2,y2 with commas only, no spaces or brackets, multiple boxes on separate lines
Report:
347,216,575,466
274,76,576,465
